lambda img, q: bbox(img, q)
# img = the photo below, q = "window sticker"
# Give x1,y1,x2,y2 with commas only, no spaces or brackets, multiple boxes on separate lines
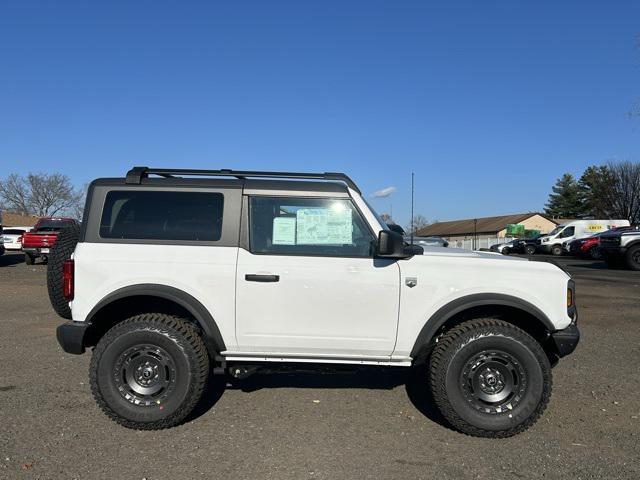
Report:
272,217,296,245
296,207,353,245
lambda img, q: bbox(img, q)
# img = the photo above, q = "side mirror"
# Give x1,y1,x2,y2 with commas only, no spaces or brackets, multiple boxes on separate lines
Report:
376,230,407,258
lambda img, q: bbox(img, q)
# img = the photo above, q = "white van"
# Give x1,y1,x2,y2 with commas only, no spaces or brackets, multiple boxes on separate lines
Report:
538,219,630,255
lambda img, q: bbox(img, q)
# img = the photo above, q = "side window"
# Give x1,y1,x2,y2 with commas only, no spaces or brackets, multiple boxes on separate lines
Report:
249,196,374,257
100,190,224,241
559,227,575,238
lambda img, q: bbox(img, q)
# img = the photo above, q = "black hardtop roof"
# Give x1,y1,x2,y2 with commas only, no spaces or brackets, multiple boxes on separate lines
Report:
121,166,360,193
91,174,350,195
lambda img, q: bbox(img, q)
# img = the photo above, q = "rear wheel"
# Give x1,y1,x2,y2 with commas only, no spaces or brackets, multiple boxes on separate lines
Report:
588,245,602,260
24,253,35,265
429,318,552,438
90,313,210,430
625,245,640,271
551,244,563,256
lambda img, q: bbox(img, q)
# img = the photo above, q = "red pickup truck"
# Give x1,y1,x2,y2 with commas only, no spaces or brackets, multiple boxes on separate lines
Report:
22,217,79,265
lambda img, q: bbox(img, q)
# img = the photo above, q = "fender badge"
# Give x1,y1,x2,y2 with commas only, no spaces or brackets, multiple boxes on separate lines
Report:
405,277,418,288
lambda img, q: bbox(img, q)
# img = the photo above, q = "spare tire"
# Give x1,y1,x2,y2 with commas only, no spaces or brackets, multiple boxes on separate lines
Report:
47,224,81,319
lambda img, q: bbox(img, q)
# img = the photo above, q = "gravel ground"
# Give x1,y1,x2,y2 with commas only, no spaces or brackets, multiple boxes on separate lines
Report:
0,251,639,480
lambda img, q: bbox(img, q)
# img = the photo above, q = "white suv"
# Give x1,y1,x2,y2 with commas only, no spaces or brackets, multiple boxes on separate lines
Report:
50,166,579,437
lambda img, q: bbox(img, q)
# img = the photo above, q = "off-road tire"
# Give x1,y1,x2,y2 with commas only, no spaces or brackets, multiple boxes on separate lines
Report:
47,224,81,319
551,244,563,256
24,253,35,265
429,318,552,438
625,244,640,271
90,314,210,430
524,245,536,256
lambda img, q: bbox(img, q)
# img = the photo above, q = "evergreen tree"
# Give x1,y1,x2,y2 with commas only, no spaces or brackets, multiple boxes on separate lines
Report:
544,173,585,218
578,165,614,218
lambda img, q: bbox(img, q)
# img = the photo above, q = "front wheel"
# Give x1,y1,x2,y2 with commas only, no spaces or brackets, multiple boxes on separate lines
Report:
429,318,552,438
524,245,536,256
90,314,210,429
551,244,563,256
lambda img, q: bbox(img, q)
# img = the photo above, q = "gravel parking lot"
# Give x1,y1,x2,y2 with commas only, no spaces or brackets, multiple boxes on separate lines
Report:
1,252,639,480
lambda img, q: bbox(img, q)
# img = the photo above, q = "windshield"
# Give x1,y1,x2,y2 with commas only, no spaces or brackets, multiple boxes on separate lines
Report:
363,199,388,229
548,225,564,236
35,220,74,232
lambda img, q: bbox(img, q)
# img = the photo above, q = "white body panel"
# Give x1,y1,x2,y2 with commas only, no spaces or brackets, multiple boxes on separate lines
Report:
71,243,239,348
393,247,572,358
234,248,400,357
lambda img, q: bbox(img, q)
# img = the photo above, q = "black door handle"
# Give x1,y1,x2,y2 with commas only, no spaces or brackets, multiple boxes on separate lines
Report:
245,274,280,282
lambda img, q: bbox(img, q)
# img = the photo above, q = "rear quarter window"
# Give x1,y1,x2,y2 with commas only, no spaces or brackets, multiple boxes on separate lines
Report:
100,190,224,241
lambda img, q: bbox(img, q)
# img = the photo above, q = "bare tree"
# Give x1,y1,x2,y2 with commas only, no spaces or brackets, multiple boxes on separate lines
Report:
0,172,84,218
603,161,640,224
0,174,31,214
379,213,393,224
407,214,430,235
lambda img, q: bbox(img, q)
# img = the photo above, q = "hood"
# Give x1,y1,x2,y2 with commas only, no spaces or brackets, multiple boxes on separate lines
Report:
419,246,529,262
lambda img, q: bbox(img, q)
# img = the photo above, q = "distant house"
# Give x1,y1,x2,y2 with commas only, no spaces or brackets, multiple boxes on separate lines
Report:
416,213,557,244
1,211,41,228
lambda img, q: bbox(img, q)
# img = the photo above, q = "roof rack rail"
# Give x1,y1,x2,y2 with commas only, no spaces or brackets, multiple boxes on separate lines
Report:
124,166,361,193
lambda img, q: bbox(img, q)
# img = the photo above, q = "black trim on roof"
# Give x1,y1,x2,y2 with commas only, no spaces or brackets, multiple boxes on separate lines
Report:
124,166,361,193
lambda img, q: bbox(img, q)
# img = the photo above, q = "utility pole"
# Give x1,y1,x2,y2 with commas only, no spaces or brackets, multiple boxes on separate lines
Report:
473,218,478,250
410,172,415,245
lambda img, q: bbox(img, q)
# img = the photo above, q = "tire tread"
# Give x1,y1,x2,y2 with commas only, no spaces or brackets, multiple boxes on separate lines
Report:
89,313,210,430
429,318,552,438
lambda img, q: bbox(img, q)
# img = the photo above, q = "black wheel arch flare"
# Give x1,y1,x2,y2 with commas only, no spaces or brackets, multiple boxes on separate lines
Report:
84,284,226,357
410,293,556,359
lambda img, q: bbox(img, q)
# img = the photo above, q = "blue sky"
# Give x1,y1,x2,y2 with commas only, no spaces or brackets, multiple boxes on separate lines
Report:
1,1,638,226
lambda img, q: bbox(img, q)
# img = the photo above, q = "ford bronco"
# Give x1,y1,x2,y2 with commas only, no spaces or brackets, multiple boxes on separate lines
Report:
49,166,579,437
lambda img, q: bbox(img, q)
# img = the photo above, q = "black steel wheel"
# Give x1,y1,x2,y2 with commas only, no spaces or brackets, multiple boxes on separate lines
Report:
114,344,178,407
524,245,536,256
429,318,551,438
460,350,526,414
90,313,210,430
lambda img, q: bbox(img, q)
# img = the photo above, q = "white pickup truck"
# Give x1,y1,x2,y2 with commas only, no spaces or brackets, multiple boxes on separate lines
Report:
50,167,579,438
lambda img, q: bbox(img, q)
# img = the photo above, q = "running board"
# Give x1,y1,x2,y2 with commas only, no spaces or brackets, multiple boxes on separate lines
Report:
220,354,412,367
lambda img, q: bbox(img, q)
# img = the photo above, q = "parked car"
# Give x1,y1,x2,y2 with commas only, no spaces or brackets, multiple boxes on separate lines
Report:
537,219,630,256
382,224,448,248
22,217,79,265
489,239,518,255
564,231,614,259
0,213,4,257
2,226,32,251
406,236,449,248
599,225,640,270
490,236,540,256
52,166,578,438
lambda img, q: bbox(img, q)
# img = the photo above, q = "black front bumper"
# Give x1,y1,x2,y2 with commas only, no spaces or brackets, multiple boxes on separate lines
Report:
56,321,91,354
550,324,580,357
